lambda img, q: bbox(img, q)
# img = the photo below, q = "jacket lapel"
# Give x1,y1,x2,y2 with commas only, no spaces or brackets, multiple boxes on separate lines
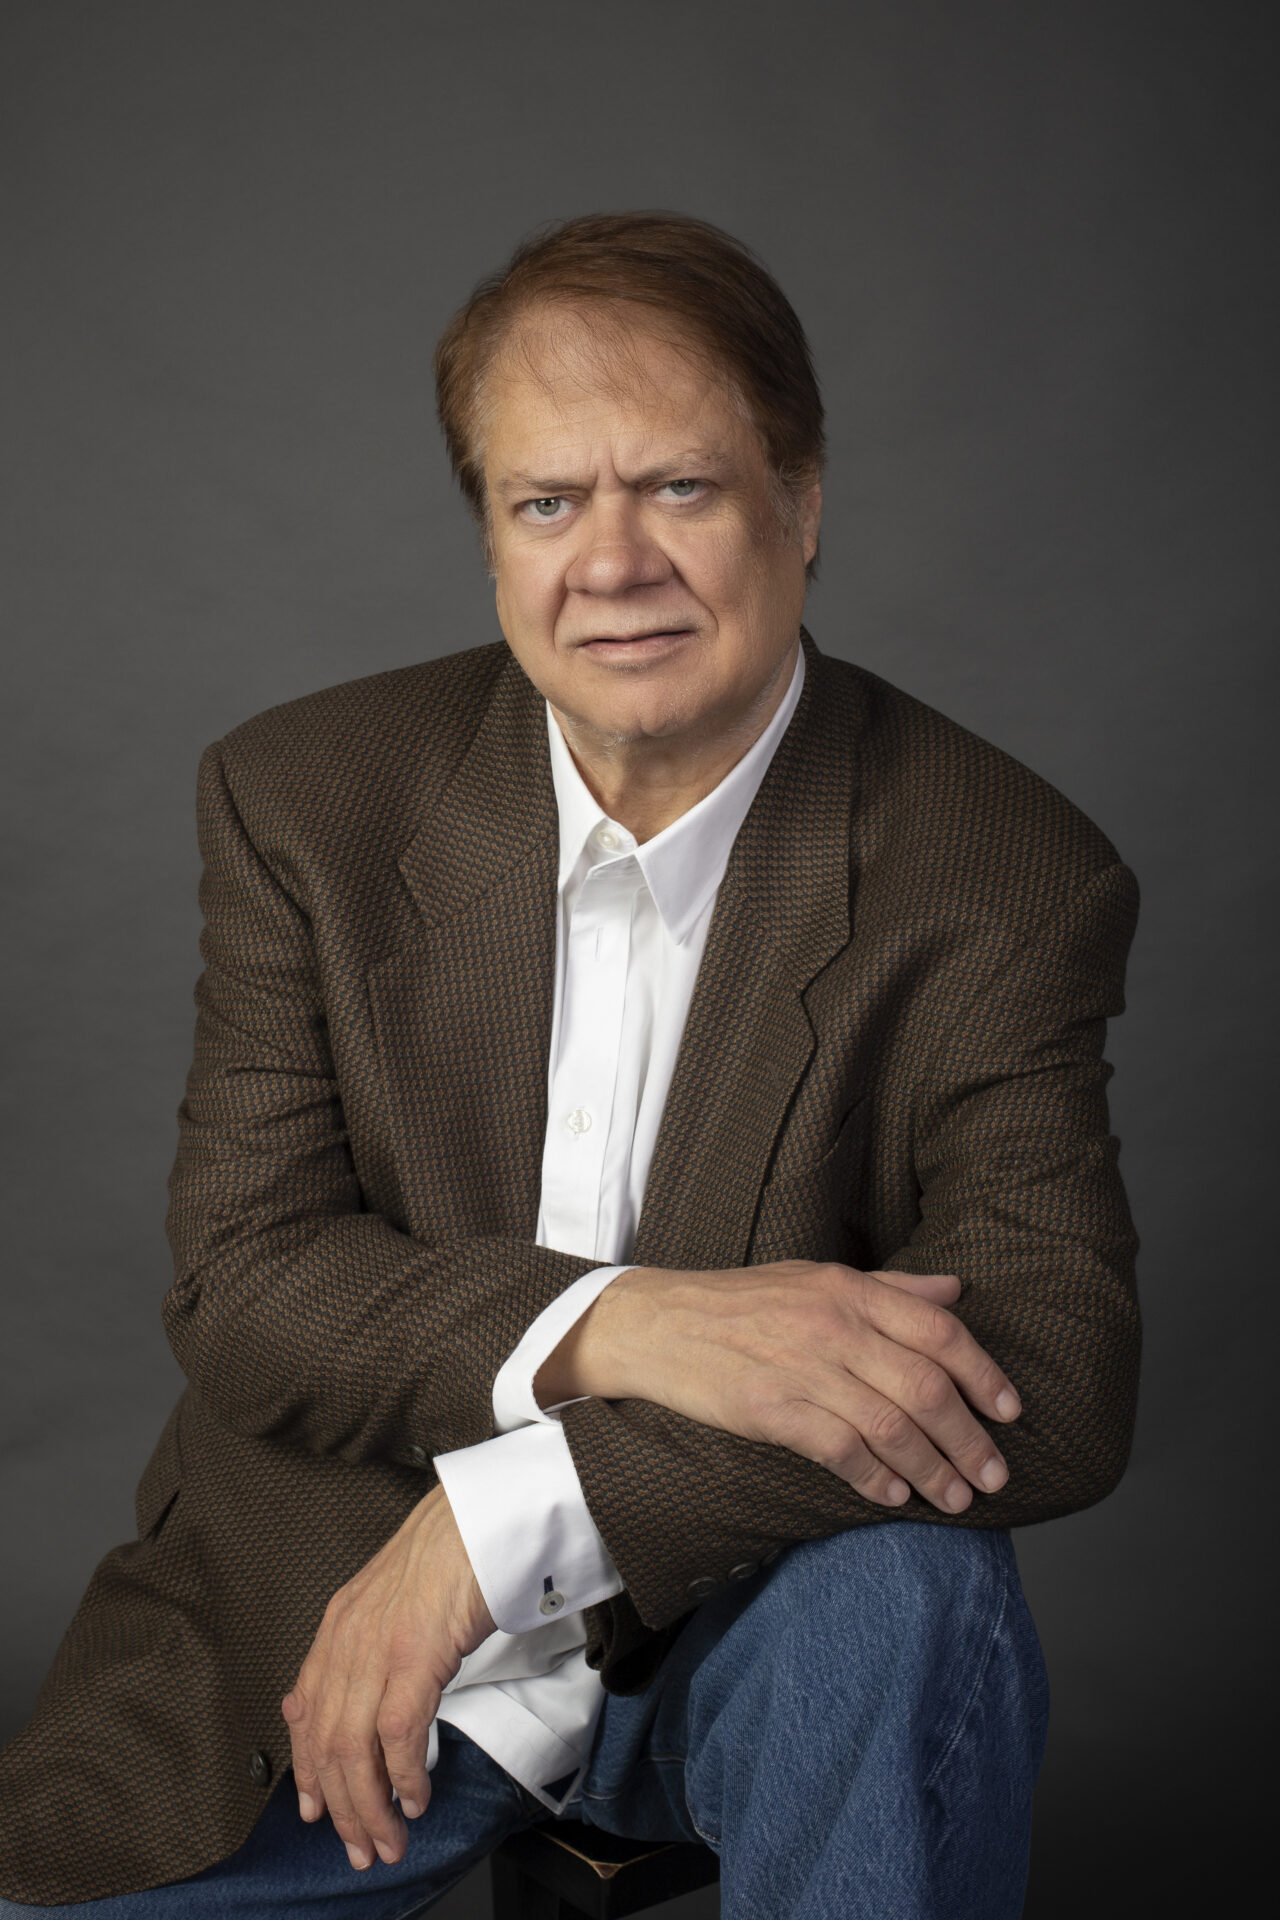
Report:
366,654,558,1240
632,632,867,1270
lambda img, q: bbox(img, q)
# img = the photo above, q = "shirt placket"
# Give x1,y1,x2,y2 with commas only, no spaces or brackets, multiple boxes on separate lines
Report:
540,851,640,1260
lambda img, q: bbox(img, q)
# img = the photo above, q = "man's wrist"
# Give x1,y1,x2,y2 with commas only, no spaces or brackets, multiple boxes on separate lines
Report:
533,1266,654,1408
417,1484,496,1646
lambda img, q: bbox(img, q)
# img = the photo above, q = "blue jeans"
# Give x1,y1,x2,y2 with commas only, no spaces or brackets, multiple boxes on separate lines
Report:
0,1523,1049,1918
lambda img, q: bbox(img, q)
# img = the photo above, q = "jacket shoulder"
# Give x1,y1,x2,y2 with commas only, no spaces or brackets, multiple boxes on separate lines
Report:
203,641,510,848
816,650,1133,927
217,640,507,778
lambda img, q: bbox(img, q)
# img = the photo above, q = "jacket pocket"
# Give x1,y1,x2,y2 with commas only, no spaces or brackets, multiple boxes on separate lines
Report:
134,1394,184,1540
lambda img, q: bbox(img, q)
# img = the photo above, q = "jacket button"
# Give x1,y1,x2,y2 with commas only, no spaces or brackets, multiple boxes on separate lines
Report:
538,1589,566,1616
408,1444,429,1467
247,1749,272,1788
728,1560,759,1582
686,1576,718,1600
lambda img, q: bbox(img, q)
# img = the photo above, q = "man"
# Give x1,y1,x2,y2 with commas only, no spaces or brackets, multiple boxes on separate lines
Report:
0,212,1140,1917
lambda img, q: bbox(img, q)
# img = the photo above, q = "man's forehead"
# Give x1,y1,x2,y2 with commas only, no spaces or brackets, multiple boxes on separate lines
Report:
483,363,755,490
485,307,746,426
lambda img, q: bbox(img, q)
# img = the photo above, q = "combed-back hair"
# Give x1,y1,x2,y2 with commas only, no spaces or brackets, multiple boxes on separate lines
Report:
433,210,824,563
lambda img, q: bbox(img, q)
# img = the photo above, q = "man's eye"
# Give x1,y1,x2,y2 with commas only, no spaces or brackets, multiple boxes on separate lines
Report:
659,479,703,500
524,497,566,519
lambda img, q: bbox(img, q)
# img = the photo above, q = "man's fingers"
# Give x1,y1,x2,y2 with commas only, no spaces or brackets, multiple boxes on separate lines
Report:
809,1369,976,1512
863,1274,1022,1425
313,1736,405,1871
377,1684,434,1822
766,1396,913,1507
282,1685,327,1823
773,1356,1000,1514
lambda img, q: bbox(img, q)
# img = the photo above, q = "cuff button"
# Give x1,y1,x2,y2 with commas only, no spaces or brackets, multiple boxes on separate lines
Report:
247,1749,272,1788
685,1576,718,1600
539,1589,566,1616
728,1560,759,1581
408,1444,429,1467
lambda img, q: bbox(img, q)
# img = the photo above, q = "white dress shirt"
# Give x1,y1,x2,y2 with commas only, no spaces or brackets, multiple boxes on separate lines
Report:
431,644,806,1811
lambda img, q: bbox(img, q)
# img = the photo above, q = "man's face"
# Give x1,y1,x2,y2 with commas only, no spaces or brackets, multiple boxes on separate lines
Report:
481,306,821,754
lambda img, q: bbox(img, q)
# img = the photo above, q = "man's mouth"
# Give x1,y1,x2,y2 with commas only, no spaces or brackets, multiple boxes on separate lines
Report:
577,627,696,649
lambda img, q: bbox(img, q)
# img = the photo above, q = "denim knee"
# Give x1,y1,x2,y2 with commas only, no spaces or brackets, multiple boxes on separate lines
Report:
687,1520,1032,1755
679,1523,1047,1916
763,1518,1015,1632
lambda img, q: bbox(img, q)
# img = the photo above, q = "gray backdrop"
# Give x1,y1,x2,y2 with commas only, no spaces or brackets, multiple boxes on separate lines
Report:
2,3,1274,1914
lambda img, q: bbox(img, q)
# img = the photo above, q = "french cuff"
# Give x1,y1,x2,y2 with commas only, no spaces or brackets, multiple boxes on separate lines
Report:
492,1264,633,1433
433,1421,625,1635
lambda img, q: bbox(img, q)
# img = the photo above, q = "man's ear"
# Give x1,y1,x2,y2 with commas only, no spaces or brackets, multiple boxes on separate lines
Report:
801,479,823,568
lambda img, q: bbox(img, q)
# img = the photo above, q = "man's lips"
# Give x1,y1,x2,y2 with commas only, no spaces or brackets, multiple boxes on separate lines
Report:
575,627,696,647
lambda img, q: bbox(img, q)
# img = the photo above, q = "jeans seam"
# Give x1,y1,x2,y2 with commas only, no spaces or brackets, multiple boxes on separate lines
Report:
580,1750,688,1804
921,1549,1010,1794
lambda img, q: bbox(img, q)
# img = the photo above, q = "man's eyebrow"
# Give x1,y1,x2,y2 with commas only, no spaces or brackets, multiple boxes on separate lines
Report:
491,451,736,499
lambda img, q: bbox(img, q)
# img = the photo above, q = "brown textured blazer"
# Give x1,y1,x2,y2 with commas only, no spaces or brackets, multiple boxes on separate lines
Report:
0,630,1141,1902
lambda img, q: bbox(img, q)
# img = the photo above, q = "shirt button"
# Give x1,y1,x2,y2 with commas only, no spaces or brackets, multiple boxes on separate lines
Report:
685,1576,718,1600
539,1589,566,1616
728,1560,760,1582
408,1443,429,1467
247,1749,272,1788
565,1109,592,1134
594,826,620,851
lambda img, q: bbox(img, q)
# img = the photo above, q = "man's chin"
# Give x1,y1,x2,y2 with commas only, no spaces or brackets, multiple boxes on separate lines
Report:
555,688,713,752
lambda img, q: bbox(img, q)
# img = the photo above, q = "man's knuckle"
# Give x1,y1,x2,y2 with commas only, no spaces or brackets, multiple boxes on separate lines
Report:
866,1402,912,1452
749,1379,797,1431
809,1429,851,1474
835,1439,876,1484
904,1356,950,1415
924,1305,962,1352
376,1705,416,1747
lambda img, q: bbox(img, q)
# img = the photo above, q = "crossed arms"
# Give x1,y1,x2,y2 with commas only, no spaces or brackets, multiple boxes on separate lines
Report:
164,741,1141,1870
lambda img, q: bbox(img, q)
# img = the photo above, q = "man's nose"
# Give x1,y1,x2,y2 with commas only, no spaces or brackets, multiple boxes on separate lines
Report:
563,500,674,596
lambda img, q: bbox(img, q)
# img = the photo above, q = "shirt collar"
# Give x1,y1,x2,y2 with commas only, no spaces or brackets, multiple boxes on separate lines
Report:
545,642,806,945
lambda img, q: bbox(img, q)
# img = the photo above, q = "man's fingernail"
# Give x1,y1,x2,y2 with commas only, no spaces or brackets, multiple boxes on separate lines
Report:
298,1792,318,1821
374,1839,399,1865
346,1843,372,1871
886,1479,910,1505
944,1480,970,1511
979,1457,1007,1491
400,1798,424,1819
996,1389,1021,1420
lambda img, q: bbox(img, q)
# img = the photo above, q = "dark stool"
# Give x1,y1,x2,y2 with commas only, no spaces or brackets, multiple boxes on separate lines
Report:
491,1816,719,1918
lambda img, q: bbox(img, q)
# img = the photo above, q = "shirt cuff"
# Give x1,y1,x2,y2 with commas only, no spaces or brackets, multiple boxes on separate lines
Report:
492,1265,633,1432
433,1421,625,1634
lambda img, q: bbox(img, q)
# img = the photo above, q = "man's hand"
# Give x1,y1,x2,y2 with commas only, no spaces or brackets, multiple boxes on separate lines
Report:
537,1262,1021,1514
281,1484,497,1872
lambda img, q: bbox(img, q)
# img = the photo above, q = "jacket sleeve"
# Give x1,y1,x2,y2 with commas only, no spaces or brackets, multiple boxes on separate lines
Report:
560,858,1143,1631
162,742,598,1468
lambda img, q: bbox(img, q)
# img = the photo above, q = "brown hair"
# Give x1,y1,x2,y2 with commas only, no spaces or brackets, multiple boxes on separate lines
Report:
433,211,824,566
